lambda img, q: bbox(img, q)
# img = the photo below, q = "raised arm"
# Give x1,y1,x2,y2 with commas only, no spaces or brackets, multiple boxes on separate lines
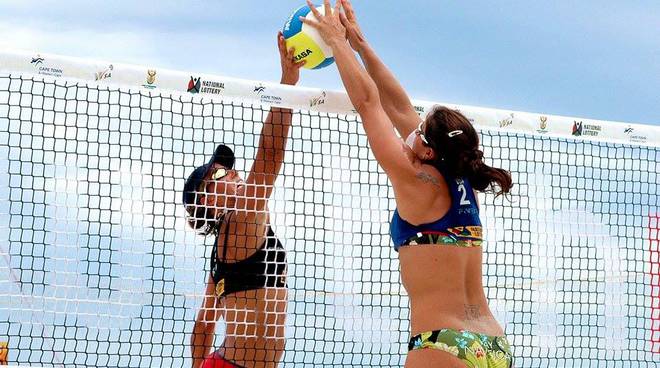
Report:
339,0,419,138
301,0,415,180
241,32,305,214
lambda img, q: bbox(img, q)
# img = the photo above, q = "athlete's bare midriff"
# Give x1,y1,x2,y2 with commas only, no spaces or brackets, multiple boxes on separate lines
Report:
398,245,504,337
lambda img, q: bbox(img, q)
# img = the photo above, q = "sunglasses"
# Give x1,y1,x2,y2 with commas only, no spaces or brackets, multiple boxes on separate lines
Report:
198,166,231,193
415,121,431,146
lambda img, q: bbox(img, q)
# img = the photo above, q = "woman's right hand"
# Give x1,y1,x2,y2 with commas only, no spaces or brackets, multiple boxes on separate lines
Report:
339,0,367,52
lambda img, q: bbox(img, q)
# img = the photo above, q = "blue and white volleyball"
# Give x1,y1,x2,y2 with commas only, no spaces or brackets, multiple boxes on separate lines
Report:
282,4,335,70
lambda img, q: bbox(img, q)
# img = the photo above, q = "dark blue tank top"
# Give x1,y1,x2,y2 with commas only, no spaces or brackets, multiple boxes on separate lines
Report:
390,167,483,251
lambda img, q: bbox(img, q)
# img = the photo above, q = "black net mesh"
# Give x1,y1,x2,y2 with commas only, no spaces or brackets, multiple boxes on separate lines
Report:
0,74,659,367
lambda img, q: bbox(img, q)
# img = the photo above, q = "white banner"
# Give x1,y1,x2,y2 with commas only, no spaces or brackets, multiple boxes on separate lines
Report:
1,48,658,147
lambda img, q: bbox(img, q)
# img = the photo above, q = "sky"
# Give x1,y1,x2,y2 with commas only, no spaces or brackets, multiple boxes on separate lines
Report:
0,0,659,126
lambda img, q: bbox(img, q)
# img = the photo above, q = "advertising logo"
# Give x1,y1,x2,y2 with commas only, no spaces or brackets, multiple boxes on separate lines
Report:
253,84,282,105
146,70,156,85
309,91,327,108
254,84,266,95
188,77,224,95
572,120,582,136
572,120,601,137
624,125,647,143
31,56,44,66
215,278,225,298
537,116,549,134
294,48,313,62
498,113,514,128
142,69,157,89
187,76,201,93
31,54,63,77
94,64,113,81
201,80,225,94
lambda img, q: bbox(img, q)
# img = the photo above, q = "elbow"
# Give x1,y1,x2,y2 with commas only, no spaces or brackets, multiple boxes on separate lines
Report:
353,81,381,115
193,313,216,335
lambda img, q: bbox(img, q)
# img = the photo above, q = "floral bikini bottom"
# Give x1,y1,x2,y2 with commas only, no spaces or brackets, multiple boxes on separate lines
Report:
408,328,513,368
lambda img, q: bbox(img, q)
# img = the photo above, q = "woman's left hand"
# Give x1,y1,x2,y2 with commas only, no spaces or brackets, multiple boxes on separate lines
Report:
278,31,306,85
299,0,346,48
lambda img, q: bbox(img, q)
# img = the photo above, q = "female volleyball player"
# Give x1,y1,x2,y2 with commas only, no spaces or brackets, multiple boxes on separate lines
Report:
184,32,305,368
302,1,514,367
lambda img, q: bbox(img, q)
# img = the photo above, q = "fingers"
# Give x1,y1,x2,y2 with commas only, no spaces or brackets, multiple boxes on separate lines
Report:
323,0,332,17
299,15,320,29
341,0,356,20
334,0,341,17
306,0,322,19
278,33,291,61
280,35,303,68
278,33,297,67
286,45,305,69
277,31,286,53
339,10,350,27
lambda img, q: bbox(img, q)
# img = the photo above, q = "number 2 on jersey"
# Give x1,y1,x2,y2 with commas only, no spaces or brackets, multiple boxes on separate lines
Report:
456,179,471,206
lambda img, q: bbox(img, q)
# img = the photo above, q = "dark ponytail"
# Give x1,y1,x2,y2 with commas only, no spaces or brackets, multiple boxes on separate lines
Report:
424,107,513,197
456,149,513,197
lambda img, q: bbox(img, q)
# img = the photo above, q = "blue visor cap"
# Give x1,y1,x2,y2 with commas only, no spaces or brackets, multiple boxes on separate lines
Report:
182,144,235,206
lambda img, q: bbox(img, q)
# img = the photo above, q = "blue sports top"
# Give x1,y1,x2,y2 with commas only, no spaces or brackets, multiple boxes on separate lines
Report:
390,167,483,251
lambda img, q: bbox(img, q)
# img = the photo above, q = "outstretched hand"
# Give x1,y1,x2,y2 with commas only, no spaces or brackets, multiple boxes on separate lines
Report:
278,31,305,85
299,0,346,48
338,0,366,52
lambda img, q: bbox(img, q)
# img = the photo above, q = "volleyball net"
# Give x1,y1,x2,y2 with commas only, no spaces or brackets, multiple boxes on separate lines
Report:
0,50,659,367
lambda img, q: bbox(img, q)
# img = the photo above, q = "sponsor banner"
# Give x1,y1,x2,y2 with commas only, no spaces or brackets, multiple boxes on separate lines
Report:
0,49,658,147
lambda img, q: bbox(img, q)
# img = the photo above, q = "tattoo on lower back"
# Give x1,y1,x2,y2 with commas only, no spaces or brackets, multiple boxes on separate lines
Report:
465,304,482,320
416,172,440,187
